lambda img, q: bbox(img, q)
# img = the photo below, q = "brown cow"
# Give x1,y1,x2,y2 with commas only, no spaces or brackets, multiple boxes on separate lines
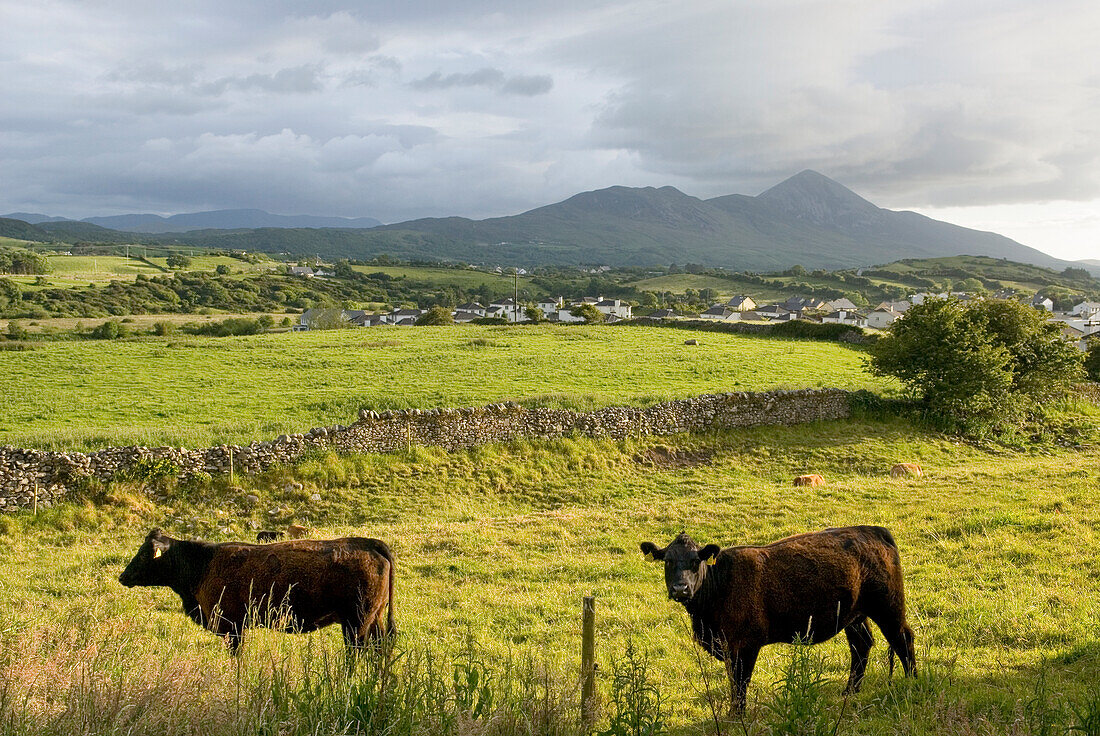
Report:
640,527,916,712
793,474,825,487
288,524,310,539
119,529,394,654
890,463,923,478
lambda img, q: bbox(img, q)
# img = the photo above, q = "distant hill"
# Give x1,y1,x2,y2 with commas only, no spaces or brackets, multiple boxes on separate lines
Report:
82,209,383,233
1079,259,1100,268
0,218,49,241
1,173,1079,271
1,212,71,225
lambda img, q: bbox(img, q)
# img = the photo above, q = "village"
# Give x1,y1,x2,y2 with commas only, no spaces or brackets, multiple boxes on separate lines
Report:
294,286,1100,350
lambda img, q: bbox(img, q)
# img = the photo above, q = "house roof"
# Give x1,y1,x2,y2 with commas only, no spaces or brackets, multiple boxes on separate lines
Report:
457,302,484,310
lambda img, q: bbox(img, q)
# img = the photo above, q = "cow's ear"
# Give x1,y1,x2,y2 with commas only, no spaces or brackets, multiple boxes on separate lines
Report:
640,542,664,562
151,537,170,559
699,544,720,565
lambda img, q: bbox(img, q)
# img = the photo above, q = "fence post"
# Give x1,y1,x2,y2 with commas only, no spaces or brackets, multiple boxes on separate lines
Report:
581,595,596,726
229,447,234,483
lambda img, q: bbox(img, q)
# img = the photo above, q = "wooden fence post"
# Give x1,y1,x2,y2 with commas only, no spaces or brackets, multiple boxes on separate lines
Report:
581,595,596,726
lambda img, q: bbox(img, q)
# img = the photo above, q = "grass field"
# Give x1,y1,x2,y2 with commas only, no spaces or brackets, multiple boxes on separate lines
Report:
349,264,533,290
0,325,891,450
627,274,791,303
1,414,1098,735
0,312,292,335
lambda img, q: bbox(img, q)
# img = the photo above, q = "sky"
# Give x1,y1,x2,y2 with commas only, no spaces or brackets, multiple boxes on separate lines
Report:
1,0,1097,262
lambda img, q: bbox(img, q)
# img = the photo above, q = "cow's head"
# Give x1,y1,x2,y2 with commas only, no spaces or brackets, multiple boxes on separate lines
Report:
118,529,174,588
639,533,720,603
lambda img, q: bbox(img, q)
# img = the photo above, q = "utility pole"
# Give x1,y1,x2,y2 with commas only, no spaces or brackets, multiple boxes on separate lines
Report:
514,269,518,322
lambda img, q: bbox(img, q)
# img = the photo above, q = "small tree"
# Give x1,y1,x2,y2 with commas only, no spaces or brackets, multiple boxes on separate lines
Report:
570,303,603,324
415,306,454,326
5,320,27,341
215,264,231,275
166,254,192,269
1086,341,1100,382
524,306,544,323
868,298,1083,433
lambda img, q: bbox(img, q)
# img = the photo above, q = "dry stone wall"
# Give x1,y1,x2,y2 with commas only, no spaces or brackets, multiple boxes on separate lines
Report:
0,388,851,511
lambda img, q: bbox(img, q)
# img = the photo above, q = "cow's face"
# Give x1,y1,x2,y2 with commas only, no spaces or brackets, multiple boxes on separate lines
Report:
118,529,173,588
640,533,720,603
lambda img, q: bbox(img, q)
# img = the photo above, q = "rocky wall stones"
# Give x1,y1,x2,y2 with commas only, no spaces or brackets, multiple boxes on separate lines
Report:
0,388,850,510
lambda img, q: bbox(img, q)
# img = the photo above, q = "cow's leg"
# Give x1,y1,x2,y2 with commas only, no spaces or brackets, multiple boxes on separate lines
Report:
870,612,917,678
843,618,874,693
725,646,760,714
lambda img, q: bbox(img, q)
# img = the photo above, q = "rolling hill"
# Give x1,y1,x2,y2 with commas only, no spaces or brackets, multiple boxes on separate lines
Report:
1,172,1085,272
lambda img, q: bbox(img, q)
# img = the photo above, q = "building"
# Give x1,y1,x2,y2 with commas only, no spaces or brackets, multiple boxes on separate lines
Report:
700,305,739,321
866,308,901,330
726,295,756,311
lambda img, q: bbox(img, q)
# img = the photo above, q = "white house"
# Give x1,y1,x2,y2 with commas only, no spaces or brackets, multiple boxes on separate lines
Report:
822,298,859,312
726,295,756,311
594,298,632,319
700,305,739,321
288,266,315,277
822,309,867,327
538,297,564,315
488,297,528,322
1032,294,1054,312
866,308,901,330
456,302,487,317
1071,301,1100,318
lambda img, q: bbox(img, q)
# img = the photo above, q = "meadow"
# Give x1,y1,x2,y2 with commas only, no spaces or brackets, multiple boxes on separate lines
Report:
1,414,1098,735
0,324,890,450
349,264,533,290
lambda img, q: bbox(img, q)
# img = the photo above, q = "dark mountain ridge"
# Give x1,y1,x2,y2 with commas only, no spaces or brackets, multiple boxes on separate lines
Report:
2,209,383,233
2,172,1085,273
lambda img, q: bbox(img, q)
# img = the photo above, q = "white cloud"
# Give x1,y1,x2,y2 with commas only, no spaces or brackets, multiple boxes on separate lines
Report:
0,0,1097,260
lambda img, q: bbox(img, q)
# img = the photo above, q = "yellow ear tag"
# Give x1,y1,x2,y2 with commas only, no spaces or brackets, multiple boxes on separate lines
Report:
706,557,717,565
153,547,163,559
644,552,655,562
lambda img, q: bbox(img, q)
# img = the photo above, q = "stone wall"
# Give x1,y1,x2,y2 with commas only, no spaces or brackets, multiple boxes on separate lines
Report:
0,388,851,511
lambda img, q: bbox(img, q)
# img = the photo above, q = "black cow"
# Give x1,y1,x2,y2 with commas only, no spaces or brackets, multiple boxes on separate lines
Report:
640,526,916,711
119,529,395,654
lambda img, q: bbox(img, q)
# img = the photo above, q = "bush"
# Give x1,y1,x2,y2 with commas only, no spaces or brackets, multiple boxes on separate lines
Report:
215,264,231,275
415,305,454,326
1086,341,1100,382
185,317,267,337
867,298,1083,433
5,319,27,341
166,254,192,269
152,321,177,336
570,304,603,324
89,320,130,339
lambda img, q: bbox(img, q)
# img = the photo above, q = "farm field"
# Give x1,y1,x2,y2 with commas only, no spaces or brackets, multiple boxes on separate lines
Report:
0,324,891,450
1,416,1098,734
349,263,533,290
627,274,791,303
0,311,291,335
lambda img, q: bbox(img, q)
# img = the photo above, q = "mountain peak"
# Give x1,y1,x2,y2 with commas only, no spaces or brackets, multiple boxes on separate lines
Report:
757,170,879,224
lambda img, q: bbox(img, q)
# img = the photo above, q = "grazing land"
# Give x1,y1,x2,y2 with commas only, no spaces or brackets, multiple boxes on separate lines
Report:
0,325,888,449
1,414,1098,735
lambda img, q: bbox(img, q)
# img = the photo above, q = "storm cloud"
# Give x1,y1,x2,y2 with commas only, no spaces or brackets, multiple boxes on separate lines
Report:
0,0,1097,258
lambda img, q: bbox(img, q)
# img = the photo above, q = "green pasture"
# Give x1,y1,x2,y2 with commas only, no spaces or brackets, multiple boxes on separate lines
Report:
147,253,278,275
349,264,531,290
1,416,1098,734
627,274,790,303
45,254,164,277
0,325,890,450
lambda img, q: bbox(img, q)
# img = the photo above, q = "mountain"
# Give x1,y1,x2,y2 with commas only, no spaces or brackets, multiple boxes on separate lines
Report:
82,209,382,233
2,173,1077,272
1,212,71,224
0,217,50,241
1079,259,1100,268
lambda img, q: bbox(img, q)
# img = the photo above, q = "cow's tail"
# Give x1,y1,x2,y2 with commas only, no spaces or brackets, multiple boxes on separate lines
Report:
372,540,396,638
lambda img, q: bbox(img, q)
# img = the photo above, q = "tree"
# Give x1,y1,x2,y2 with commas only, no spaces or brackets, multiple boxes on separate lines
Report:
524,306,544,323
1086,341,1100,382
5,319,27,341
867,298,1082,433
304,307,349,330
215,264,231,275
415,306,454,325
570,303,603,324
166,254,192,269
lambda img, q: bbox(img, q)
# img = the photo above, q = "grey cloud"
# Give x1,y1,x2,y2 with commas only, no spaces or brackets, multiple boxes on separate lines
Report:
235,65,325,93
410,67,552,96
411,67,506,90
501,74,553,96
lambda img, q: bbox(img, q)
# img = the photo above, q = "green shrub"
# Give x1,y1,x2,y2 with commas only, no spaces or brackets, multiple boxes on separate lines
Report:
1085,341,1100,382
867,298,1083,434
415,305,454,326
90,320,130,339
